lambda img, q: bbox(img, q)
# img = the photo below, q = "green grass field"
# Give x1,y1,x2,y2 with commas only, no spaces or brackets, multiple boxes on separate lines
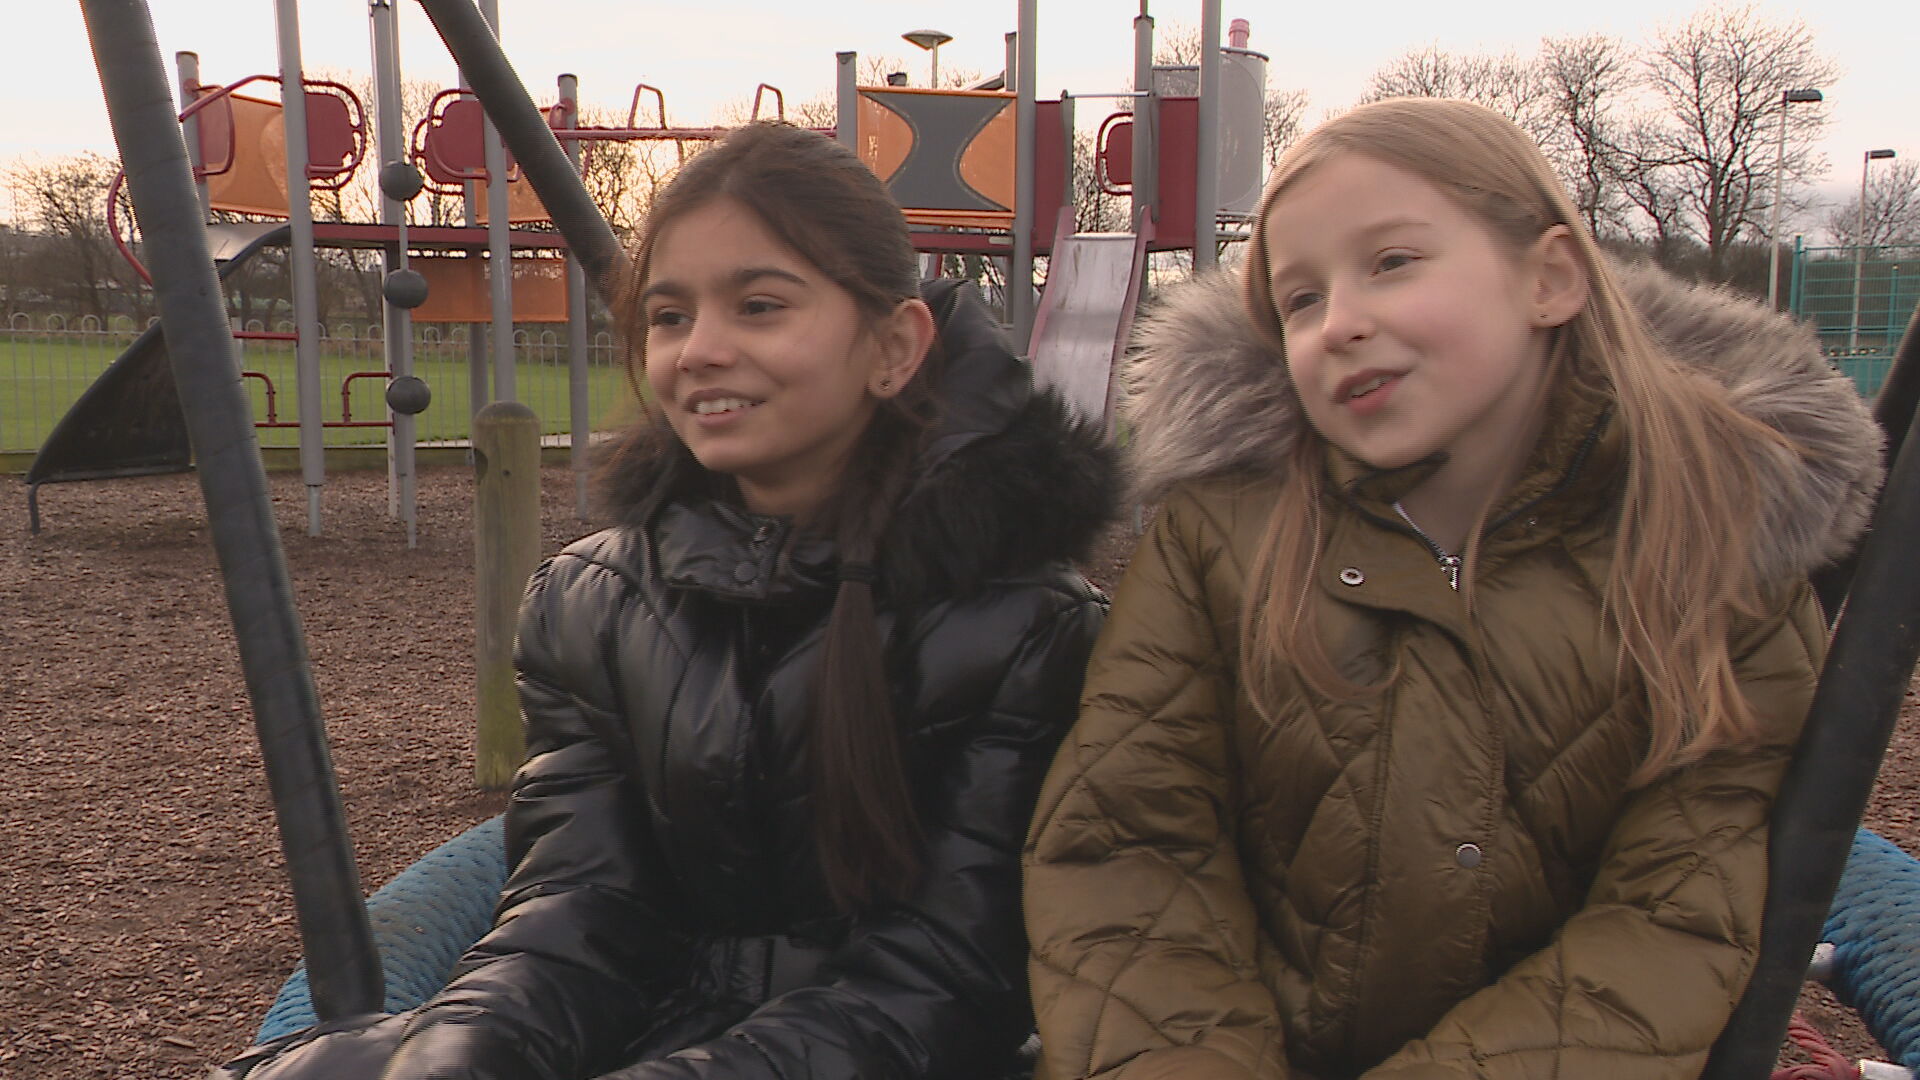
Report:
1,332,634,454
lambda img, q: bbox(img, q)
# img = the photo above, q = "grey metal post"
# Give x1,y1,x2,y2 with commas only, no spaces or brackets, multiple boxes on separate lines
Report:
1057,92,1075,237
1010,1,1037,346
1194,0,1222,270
480,0,515,403
371,0,418,546
275,0,326,535
461,40,488,422
1853,155,1869,351
561,73,590,520
1852,151,1896,351
175,51,209,220
1132,7,1156,230
1004,32,1016,94
1768,104,1789,310
77,0,381,1020
835,52,857,150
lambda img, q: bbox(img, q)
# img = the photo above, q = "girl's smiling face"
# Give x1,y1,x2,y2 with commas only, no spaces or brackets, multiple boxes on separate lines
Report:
1262,152,1582,502
641,197,926,519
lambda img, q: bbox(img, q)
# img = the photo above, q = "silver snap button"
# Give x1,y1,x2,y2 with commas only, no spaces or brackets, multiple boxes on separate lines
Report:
733,561,758,583
1338,567,1365,586
1455,843,1483,869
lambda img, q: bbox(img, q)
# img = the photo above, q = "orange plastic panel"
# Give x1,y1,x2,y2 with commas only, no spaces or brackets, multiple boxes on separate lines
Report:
411,255,569,324
855,87,1017,227
197,89,293,217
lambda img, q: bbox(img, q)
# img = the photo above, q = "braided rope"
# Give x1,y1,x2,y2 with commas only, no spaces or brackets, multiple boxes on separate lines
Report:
1823,829,1920,1070
255,815,508,1043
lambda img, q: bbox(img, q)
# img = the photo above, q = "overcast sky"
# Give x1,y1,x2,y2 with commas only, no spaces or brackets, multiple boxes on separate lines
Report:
6,0,1913,234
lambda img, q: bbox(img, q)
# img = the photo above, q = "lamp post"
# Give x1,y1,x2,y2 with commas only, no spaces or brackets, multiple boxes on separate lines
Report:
1850,148,1897,350
902,29,952,88
1768,87,1823,311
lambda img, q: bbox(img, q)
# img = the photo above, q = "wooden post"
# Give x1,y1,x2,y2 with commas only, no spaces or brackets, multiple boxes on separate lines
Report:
473,401,541,789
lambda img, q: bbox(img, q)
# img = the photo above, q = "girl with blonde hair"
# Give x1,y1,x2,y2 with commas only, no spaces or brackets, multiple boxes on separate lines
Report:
1024,98,1883,1078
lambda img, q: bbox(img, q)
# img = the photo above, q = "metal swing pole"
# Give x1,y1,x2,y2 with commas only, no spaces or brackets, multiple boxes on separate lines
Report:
75,0,382,1021
1704,309,1920,1078
410,0,623,297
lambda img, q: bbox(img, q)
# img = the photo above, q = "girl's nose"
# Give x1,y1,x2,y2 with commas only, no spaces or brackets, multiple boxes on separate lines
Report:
1318,288,1374,348
677,315,734,371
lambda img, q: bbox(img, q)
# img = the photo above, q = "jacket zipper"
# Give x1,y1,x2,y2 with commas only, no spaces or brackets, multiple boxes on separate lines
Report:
1391,502,1462,591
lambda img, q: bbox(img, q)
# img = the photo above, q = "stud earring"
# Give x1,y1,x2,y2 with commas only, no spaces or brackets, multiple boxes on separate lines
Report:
879,376,893,392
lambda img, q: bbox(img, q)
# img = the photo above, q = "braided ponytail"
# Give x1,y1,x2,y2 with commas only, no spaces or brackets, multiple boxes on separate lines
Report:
808,414,925,909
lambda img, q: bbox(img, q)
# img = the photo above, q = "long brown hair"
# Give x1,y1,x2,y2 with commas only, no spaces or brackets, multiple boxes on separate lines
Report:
609,122,936,909
1238,98,1788,780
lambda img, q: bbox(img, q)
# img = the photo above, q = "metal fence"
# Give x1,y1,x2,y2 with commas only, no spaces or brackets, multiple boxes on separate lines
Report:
1,312,630,457
1791,241,1920,398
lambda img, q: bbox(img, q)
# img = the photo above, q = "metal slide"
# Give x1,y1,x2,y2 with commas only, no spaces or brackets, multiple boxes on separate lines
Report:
1024,209,1150,437
25,223,293,531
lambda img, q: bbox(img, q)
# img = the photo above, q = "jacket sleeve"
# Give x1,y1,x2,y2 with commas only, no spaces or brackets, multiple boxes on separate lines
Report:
381,555,694,1080
1365,582,1826,1080
594,582,1108,1080
1026,493,1290,1080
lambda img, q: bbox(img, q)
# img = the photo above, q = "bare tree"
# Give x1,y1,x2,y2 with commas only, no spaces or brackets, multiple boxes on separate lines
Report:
1362,45,1555,147
7,153,148,324
1611,118,1692,260
1825,159,1920,248
1639,3,1837,280
1537,34,1640,237
1263,88,1309,168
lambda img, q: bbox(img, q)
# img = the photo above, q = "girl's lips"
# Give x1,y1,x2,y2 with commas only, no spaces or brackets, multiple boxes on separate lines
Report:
1341,373,1401,417
685,394,763,428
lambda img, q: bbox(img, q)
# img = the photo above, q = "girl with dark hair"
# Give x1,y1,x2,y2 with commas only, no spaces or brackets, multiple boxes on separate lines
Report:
222,121,1116,1080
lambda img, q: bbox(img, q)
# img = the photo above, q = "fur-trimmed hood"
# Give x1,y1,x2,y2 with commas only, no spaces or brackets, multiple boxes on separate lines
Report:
1123,260,1884,581
592,278,1118,603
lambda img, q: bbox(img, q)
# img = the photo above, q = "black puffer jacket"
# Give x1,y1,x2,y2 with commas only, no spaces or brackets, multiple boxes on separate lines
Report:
384,280,1116,1080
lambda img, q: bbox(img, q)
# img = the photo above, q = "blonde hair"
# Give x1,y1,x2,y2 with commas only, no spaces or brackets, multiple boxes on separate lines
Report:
1239,98,1785,780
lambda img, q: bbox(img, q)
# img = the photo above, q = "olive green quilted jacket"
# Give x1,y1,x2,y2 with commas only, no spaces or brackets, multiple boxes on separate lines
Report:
1024,264,1885,1080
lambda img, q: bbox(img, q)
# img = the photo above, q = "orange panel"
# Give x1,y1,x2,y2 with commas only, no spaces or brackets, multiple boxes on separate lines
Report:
904,209,1016,230
856,95,913,183
856,88,1019,217
473,176,551,226
199,89,292,217
411,255,569,324
956,99,1017,211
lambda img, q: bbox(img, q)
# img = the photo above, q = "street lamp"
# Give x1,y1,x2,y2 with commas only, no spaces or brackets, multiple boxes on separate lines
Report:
1850,148,1898,350
902,29,953,88
1768,87,1823,311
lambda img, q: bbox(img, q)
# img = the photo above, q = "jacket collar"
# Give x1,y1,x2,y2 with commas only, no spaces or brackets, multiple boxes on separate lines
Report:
1328,369,1621,543
1124,260,1883,583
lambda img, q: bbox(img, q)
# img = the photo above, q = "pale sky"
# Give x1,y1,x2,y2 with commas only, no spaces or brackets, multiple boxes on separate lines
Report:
5,0,1913,236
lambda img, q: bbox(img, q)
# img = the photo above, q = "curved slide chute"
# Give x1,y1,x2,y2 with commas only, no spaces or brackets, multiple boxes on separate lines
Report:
25,223,293,528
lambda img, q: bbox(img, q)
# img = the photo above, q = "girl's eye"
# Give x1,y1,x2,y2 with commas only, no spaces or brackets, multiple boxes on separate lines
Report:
647,308,688,330
1282,290,1323,316
1376,252,1414,273
742,297,785,317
